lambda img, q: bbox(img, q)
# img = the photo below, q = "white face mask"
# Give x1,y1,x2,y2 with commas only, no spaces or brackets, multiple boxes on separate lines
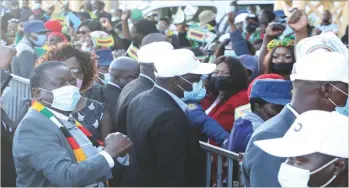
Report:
278,158,339,187
41,85,81,112
328,84,348,108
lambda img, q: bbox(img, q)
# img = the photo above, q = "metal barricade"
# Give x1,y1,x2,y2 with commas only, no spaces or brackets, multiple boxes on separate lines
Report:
199,141,242,187
2,74,30,122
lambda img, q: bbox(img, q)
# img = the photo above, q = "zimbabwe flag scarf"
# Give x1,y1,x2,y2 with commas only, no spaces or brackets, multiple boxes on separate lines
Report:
31,101,104,162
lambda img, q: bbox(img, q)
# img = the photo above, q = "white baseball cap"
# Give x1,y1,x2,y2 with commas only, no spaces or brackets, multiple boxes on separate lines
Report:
296,31,348,60
290,51,348,83
154,49,216,77
137,41,174,64
234,13,249,24
254,110,348,158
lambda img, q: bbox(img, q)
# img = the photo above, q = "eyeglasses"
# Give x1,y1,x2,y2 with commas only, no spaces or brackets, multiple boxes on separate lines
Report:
77,31,88,35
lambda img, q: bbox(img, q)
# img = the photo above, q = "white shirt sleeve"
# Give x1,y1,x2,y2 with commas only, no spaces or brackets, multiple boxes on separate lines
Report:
116,154,130,166
100,150,115,168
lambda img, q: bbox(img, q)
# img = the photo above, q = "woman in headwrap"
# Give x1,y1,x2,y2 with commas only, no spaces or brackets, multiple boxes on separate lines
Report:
262,38,295,79
47,32,68,46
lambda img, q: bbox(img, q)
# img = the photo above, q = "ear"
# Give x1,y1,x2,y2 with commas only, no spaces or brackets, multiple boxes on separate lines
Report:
320,83,332,98
333,159,347,175
173,76,181,84
31,88,42,100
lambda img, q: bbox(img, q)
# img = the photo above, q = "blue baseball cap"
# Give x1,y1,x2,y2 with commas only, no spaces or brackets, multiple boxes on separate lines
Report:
250,79,293,105
95,49,113,67
23,20,50,33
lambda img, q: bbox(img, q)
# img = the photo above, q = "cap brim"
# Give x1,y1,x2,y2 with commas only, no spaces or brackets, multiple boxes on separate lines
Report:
190,63,216,75
261,97,291,106
254,137,315,158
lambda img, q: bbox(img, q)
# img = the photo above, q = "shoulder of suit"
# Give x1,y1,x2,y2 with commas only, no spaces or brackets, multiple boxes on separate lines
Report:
16,109,59,133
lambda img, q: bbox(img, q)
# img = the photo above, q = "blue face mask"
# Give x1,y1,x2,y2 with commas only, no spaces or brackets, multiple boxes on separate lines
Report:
178,77,206,102
99,73,111,85
31,33,47,47
336,98,349,116
41,85,81,112
328,84,348,116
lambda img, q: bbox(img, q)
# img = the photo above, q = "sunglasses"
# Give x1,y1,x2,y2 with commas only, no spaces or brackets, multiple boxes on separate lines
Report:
77,31,88,35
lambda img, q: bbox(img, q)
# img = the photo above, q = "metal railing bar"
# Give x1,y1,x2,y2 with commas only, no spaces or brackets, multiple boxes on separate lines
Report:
216,155,222,187
199,141,239,159
205,152,212,187
227,158,233,187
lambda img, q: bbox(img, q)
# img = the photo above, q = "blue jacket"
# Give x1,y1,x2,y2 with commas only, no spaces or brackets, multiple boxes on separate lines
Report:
230,30,250,56
227,112,264,153
186,103,229,146
241,106,297,187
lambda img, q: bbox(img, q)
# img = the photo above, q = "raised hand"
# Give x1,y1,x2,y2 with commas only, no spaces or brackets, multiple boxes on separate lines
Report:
100,17,113,31
0,46,16,69
227,12,237,26
288,9,308,32
265,22,286,38
121,9,132,22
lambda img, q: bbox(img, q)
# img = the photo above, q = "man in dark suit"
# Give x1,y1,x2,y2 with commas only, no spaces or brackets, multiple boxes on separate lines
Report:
242,52,348,187
125,49,216,186
84,57,139,122
113,34,173,134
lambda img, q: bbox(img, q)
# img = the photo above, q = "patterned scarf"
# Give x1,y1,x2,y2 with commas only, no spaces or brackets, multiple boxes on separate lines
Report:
31,101,104,162
267,38,294,51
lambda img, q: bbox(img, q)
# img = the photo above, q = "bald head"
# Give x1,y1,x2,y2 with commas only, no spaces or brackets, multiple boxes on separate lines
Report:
109,57,138,73
141,33,169,47
109,57,139,88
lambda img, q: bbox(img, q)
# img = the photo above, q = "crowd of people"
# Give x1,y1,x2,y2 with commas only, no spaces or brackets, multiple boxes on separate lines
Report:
0,0,348,187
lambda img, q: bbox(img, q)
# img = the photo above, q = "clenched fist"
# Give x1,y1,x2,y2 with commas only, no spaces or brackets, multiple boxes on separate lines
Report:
265,22,285,38
288,9,308,32
104,132,132,158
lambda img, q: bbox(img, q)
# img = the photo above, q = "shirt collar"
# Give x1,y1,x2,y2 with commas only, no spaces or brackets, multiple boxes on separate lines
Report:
107,81,122,90
46,108,70,121
154,84,187,112
140,73,155,84
286,104,300,117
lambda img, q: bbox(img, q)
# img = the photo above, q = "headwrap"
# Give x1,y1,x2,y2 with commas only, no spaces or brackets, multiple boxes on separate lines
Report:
247,74,284,98
48,32,68,42
267,38,294,51
44,19,63,33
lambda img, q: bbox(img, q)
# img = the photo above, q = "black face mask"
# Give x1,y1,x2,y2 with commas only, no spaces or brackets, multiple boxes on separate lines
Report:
270,63,294,75
245,23,258,33
211,76,233,91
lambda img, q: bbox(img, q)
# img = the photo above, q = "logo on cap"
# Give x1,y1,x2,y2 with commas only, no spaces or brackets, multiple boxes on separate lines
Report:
187,103,198,111
294,123,302,132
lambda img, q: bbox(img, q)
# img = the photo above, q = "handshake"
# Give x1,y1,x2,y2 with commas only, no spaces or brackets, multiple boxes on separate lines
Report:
104,132,133,158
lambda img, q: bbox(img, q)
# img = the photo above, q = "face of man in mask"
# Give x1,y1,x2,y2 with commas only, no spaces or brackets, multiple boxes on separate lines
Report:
172,74,202,98
32,64,81,113
111,70,139,88
29,31,48,47
244,19,258,34
279,153,347,187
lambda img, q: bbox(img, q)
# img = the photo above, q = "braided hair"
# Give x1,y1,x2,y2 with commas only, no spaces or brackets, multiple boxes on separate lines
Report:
36,43,97,92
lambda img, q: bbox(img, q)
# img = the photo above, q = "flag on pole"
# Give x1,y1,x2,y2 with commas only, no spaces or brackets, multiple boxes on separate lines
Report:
126,43,139,60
